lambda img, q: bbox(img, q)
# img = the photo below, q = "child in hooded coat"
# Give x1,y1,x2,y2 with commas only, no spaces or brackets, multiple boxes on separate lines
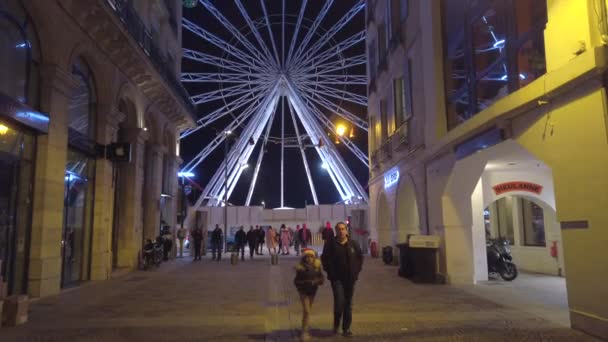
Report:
294,248,325,340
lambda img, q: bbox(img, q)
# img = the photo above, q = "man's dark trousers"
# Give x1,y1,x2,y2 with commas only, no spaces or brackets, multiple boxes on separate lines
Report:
248,242,256,258
193,241,202,260
236,244,245,260
331,279,355,332
211,242,222,261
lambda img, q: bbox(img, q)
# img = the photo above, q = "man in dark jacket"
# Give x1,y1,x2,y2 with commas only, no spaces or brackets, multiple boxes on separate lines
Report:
300,223,312,248
321,222,363,337
257,226,265,255
246,226,258,259
211,224,223,261
321,221,335,242
191,225,203,261
234,226,247,261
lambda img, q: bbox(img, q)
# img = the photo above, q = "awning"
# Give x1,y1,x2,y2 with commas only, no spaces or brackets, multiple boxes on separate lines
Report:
0,92,49,134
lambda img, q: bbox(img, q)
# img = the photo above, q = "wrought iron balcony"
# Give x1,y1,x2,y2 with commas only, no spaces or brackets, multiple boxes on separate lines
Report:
106,0,196,116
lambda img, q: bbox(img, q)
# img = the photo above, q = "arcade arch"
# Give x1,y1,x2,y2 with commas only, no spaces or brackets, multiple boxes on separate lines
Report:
395,173,420,243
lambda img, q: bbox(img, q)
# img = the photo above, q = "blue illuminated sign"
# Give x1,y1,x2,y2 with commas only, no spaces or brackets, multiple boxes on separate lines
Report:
384,169,399,188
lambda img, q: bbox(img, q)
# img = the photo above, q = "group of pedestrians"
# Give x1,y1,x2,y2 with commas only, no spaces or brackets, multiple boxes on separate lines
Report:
294,222,363,340
265,224,313,256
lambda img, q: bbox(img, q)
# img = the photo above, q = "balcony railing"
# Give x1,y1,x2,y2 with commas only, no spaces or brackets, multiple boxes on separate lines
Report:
106,0,196,117
391,121,409,151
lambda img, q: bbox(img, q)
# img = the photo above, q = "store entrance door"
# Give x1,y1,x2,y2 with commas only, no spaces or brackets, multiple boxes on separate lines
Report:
0,153,18,291
61,172,89,287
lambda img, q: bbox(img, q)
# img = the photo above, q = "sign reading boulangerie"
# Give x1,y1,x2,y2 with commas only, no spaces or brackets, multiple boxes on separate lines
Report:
492,181,543,195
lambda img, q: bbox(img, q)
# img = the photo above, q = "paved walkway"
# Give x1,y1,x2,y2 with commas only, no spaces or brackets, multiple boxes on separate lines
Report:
0,253,600,341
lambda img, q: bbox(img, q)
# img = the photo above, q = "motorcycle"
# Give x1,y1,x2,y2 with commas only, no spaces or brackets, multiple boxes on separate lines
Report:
142,238,163,270
486,237,518,281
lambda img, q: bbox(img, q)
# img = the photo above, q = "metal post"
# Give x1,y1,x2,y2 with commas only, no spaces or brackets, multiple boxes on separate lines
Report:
224,133,228,251
280,96,285,208
180,176,185,231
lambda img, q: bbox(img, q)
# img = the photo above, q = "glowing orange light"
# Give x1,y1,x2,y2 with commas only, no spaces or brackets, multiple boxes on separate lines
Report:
349,126,355,138
336,124,347,136
0,124,8,135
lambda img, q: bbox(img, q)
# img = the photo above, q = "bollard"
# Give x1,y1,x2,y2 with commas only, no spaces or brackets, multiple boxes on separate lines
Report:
230,253,238,265
271,253,279,265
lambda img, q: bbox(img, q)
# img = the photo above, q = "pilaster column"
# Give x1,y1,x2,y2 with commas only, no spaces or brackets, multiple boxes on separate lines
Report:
115,128,147,269
165,154,182,257
142,143,164,241
28,64,78,298
89,108,125,280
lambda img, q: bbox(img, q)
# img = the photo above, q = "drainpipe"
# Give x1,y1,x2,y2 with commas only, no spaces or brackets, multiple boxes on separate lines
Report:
423,161,431,235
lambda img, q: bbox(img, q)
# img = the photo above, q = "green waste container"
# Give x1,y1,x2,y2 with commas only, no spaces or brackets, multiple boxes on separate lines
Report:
408,235,441,283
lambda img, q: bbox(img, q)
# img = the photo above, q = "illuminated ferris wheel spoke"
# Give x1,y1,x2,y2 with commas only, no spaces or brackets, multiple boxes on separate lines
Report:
181,0,368,212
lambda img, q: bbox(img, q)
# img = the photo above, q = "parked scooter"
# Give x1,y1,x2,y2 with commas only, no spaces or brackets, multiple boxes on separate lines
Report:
142,238,163,270
487,237,518,281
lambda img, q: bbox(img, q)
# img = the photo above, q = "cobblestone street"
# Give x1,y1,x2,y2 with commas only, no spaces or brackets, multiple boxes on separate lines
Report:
0,254,599,341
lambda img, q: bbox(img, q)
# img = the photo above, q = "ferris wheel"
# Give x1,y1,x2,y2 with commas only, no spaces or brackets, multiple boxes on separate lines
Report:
180,0,368,208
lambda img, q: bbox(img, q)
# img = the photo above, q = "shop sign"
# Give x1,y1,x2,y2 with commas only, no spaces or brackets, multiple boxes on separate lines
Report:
384,169,399,188
492,181,543,195
0,92,49,133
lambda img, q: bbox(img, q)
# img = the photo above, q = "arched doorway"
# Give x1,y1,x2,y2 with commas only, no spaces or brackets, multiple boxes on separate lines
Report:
396,175,420,243
442,139,570,326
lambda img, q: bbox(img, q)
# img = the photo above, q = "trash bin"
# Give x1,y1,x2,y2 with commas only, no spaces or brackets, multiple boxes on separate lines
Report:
408,235,441,283
382,246,393,265
396,243,414,278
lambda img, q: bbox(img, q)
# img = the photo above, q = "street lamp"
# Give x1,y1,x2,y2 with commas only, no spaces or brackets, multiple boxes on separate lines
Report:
336,124,347,137
222,131,254,250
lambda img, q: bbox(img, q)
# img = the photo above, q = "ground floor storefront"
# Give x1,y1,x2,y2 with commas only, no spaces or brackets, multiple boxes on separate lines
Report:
369,85,608,338
0,256,596,341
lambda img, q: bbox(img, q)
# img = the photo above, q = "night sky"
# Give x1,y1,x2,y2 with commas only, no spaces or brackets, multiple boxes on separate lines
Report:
180,1,368,209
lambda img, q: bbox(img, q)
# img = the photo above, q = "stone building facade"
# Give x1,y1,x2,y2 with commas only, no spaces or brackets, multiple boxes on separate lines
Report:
367,0,608,338
0,0,194,298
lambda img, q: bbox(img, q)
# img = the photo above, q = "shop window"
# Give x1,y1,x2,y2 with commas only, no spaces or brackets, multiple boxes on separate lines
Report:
393,60,413,131
442,0,547,130
0,1,41,108
69,58,96,139
368,38,377,81
380,99,388,142
521,198,546,247
389,0,401,39
377,22,387,67
393,78,405,129
369,115,376,151
486,197,514,243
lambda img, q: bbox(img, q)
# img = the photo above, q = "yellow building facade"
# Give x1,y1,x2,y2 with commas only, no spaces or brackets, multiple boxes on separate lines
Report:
367,0,608,338
0,0,194,299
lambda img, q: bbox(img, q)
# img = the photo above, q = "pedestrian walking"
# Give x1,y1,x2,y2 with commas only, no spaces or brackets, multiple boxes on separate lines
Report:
300,223,312,249
257,225,265,255
293,225,302,256
162,225,173,261
321,222,363,337
211,224,223,261
191,225,203,261
177,226,187,258
235,226,247,261
246,226,257,259
294,248,325,341
267,226,278,255
321,221,334,242
280,224,291,255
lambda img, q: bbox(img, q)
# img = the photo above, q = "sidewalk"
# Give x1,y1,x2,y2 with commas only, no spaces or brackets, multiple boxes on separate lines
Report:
0,254,599,341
